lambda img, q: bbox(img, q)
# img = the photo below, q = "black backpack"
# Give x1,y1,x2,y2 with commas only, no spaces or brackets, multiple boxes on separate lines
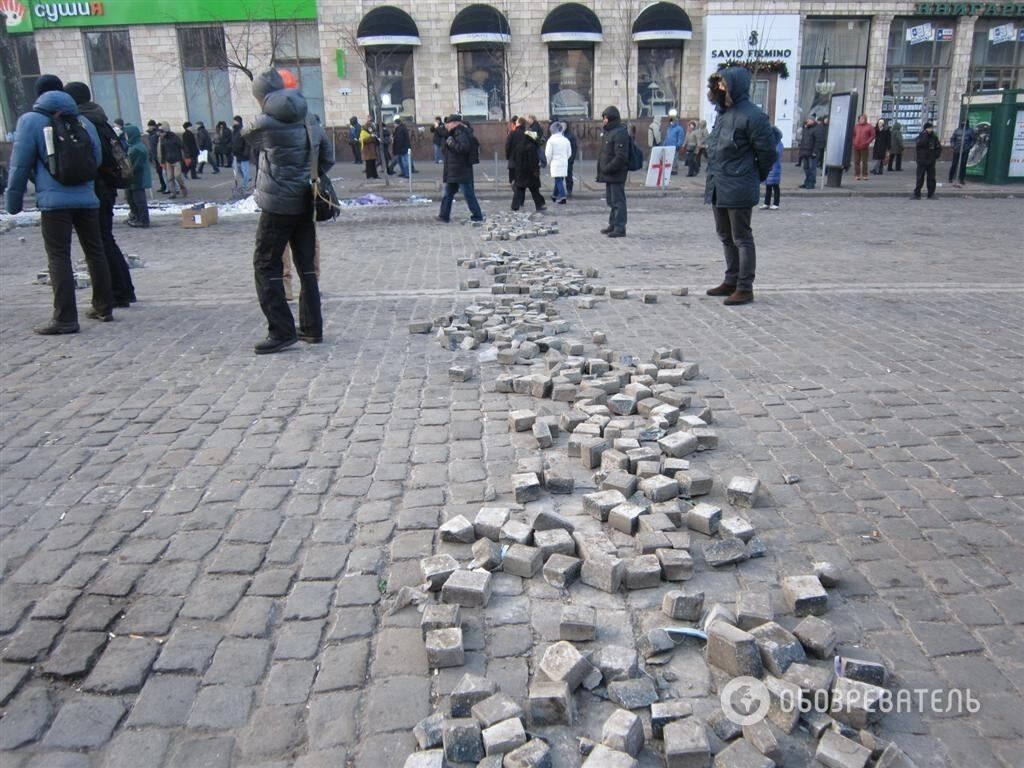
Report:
627,135,644,172
94,121,133,188
468,133,481,165
37,109,97,186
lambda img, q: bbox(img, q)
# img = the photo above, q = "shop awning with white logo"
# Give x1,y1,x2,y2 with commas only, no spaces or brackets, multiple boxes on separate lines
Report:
541,3,603,44
632,2,693,42
450,4,512,46
357,5,421,47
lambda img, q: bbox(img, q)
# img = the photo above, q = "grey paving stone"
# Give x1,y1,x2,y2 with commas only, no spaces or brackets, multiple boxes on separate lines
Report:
179,576,250,620
2,620,61,662
285,581,336,619
204,637,272,685
126,673,200,726
103,728,172,768
264,660,317,704
307,692,359,749
239,704,306,758
41,694,126,748
314,641,370,691
115,595,183,635
0,661,30,706
153,627,223,673
81,636,160,693
39,631,107,679
169,736,236,768
0,687,54,749
364,675,431,733
187,684,255,729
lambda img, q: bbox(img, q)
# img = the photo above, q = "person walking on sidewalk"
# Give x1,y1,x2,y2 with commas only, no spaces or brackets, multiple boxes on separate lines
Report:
437,113,484,223
664,116,684,172
563,121,578,197
870,119,890,175
703,67,777,306
181,121,199,179
245,69,333,355
888,120,904,171
158,122,187,198
597,105,629,238
146,120,168,193
761,126,784,210
508,118,546,212
852,113,875,180
430,116,444,163
545,121,571,204
348,117,362,164
683,121,700,176
5,75,114,334
912,121,942,200
215,120,233,169
948,119,975,187
798,117,819,189
231,116,251,192
392,116,411,178
196,121,218,174
124,124,151,228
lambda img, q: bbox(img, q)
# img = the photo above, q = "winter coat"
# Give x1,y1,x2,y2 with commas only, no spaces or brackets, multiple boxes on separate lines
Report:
890,123,904,154
147,127,161,165
915,130,942,167
216,125,232,151
683,129,699,151
442,122,476,185
596,111,629,184
196,125,212,151
545,133,572,178
392,122,411,156
125,124,152,191
158,131,184,165
74,99,118,194
5,90,102,214
765,130,784,185
430,123,443,146
814,122,828,162
950,125,976,153
704,68,777,209
872,128,891,160
245,70,334,216
231,124,248,161
359,129,379,161
798,123,818,159
510,130,541,188
647,120,661,147
664,121,684,149
852,121,875,151
181,128,198,160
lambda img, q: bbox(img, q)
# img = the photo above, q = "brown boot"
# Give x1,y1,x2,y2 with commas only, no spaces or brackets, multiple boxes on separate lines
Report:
724,290,754,305
706,282,736,297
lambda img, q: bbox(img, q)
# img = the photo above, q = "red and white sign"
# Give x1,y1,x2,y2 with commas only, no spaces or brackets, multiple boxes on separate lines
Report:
645,146,676,188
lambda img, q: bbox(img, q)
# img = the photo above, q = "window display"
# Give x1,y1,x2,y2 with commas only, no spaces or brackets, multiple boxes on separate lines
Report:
365,48,414,122
970,18,1024,93
884,17,954,136
549,47,593,119
637,46,682,118
798,18,869,123
458,48,506,122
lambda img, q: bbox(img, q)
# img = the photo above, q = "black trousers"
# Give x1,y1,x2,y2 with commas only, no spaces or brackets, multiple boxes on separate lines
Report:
712,205,756,291
566,159,575,196
97,187,135,304
949,150,969,183
511,183,545,211
605,183,627,232
154,162,167,192
127,189,150,225
887,152,902,171
253,210,321,340
914,163,936,197
40,208,113,324
764,184,780,206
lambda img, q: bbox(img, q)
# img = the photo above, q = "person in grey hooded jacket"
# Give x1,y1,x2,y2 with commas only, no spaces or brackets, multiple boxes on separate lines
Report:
703,67,777,306
245,69,334,355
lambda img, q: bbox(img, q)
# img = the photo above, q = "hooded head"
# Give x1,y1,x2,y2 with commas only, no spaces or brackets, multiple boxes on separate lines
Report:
159,121,170,132
550,122,563,134
64,81,92,105
708,67,750,112
253,69,307,124
252,69,286,106
601,106,621,124
124,123,143,145
35,74,64,97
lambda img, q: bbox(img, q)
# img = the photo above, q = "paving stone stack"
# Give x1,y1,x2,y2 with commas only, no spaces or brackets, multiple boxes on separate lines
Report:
477,212,560,241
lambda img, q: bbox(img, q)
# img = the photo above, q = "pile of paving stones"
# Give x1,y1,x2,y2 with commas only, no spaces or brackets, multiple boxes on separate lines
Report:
401,250,921,768
479,212,560,241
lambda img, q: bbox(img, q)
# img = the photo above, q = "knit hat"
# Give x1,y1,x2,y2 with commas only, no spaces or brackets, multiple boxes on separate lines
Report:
34,74,64,96
64,81,92,105
923,121,934,129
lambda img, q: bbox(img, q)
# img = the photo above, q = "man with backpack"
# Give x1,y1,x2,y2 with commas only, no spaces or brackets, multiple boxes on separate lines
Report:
65,81,136,307
597,105,630,238
437,113,484,223
4,75,114,334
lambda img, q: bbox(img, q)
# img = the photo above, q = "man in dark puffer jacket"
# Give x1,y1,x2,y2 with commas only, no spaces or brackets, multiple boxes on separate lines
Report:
245,69,334,355
703,67,777,306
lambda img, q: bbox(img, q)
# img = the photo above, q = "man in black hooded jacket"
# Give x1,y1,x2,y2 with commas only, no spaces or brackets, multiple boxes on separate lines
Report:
703,67,777,306
596,106,629,237
245,69,334,355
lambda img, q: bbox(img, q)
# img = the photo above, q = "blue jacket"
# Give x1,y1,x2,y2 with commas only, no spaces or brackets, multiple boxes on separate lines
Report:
704,68,778,208
665,122,685,148
765,129,784,185
5,90,101,214
125,124,152,191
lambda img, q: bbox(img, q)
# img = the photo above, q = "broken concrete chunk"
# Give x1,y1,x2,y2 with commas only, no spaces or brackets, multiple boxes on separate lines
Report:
663,718,709,768
686,502,721,535
727,476,760,508
781,575,829,617
706,621,764,677
816,729,872,768
607,677,658,709
543,554,582,589
582,744,638,768
441,569,492,608
602,708,644,757
560,604,597,642
443,717,484,763
528,680,573,725
421,554,460,591
663,590,705,621
703,537,749,568
425,627,465,669
439,514,475,543
750,621,806,676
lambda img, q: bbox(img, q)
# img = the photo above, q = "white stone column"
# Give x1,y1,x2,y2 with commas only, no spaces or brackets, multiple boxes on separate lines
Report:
129,26,188,126
864,14,892,121
943,15,977,139
33,29,87,87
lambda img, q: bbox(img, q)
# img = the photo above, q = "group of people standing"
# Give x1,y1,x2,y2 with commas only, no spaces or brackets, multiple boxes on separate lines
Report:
347,115,414,179
144,118,252,198
852,114,906,179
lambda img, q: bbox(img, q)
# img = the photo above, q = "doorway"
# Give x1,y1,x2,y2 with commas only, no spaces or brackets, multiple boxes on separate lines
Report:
750,72,778,122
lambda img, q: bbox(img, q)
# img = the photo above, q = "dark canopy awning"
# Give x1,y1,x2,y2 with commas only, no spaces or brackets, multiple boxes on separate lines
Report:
632,2,693,42
357,6,421,47
541,3,603,44
450,4,512,46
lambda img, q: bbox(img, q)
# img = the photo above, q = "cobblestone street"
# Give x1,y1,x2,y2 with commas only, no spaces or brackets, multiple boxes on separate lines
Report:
0,193,1022,768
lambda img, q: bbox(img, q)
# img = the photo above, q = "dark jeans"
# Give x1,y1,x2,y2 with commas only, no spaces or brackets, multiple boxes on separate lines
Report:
154,162,167,192
97,188,135,304
216,150,232,168
764,184,779,206
604,183,626,233
440,180,483,221
365,159,379,178
887,152,902,171
512,183,545,211
949,149,970,183
712,205,756,291
566,159,575,196
253,210,321,340
198,155,219,174
40,208,113,323
802,156,817,187
351,140,362,163
685,149,699,176
127,188,150,225
914,163,936,197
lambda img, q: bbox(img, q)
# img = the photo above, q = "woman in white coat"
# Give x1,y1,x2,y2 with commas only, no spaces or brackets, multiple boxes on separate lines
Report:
545,122,572,204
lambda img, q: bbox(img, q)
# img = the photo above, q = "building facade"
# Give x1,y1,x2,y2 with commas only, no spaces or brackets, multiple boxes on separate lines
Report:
3,1,1023,148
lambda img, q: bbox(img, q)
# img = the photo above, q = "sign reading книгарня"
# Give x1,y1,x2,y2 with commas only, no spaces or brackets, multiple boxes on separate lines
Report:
914,2,1024,14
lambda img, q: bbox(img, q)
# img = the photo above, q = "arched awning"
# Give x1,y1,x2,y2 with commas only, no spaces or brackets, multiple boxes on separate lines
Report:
450,4,512,46
541,3,603,44
632,2,693,42
357,6,421,47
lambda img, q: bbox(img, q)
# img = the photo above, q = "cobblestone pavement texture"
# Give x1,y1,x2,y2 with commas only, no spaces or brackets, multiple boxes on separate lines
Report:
0,193,1022,768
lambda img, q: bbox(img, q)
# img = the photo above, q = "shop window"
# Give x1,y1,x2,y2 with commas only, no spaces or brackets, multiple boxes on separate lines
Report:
970,18,1024,93
177,27,232,128
364,48,416,122
458,48,506,122
799,18,870,123
637,45,682,118
272,22,325,123
549,46,593,119
2,35,40,132
884,18,954,136
84,30,141,126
